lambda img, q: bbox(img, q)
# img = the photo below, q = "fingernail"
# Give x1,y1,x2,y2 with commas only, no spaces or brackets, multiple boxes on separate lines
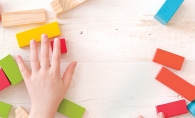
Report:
73,61,77,68
30,40,35,45
42,34,47,38
54,38,59,42
158,112,164,117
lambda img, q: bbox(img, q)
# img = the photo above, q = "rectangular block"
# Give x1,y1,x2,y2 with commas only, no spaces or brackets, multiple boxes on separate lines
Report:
187,99,195,117
153,48,184,70
15,106,29,118
0,101,12,118
51,38,67,54
0,54,23,85
156,99,188,117
58,99,86,118
154,0,184,25
16,21,61,47
51,0,87,16
2,9,46,27
156,67,195,101
0,68,11,91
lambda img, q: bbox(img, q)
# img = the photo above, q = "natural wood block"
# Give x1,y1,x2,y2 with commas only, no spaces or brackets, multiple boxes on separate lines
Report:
0,101,12,118
156,67,195,101
51,0,87,16
51,0,64,16
0,68,11,91
51,38,67,54
153,48,185,70
2,9,46,27
0,54,23,85
15,106,29,118
58,99,86,118
156,99,188,117
16,21,61,48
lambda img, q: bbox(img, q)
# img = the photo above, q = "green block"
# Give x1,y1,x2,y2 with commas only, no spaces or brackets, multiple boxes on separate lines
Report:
58,99,86,118
0,54,23,85
0,101,12,118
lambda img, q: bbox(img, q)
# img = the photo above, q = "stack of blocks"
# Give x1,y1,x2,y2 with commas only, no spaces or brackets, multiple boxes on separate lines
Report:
153,48,195,117
154,0,184,25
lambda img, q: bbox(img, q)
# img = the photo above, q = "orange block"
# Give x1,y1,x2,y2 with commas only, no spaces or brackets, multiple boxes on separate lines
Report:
156,67,195,101
153,48,185,70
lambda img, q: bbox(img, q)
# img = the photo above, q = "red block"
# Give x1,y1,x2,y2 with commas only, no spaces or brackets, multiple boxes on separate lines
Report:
51,38,67,54
156,99,188,117
156,67,195,101
153,48,185,70
0,68,11,90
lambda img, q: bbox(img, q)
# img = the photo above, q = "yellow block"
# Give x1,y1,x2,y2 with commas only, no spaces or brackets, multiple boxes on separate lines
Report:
16,21,61,48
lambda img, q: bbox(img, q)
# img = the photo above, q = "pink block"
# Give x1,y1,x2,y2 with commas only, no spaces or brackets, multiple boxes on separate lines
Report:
156,99,188,117
0,68,11,91
51,38,67,54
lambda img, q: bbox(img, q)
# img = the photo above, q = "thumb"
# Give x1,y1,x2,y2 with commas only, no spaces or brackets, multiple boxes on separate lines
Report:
62,61,77,88
158,112,165,118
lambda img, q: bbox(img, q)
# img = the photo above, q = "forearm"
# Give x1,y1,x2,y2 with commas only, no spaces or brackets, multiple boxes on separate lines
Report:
29,106,57,118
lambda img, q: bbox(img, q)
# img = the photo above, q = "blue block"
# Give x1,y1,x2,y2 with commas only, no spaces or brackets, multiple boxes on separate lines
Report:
154,0,184,25
187,99,195,117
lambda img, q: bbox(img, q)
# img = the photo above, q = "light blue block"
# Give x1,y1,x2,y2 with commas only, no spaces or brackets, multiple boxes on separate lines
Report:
154,0,184,25
187,100,195,117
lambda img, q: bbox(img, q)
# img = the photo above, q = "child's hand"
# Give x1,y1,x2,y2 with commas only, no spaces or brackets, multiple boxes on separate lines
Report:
16,34,77,118
138,112,165,118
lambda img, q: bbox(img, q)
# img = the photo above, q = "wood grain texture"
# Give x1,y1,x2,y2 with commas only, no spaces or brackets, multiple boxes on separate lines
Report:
15,106,29,118
51,0,87,16
1,9,46,27
0,0,195,118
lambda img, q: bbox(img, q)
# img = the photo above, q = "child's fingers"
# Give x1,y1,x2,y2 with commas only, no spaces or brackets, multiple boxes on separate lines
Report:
30,40,40,72
62,61,77,87
138,115,144,118
16,55,31,79
40,34,50,69
158,112,165,118
51,38,61,72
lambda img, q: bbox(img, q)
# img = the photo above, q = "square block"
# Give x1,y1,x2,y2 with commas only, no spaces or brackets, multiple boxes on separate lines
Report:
154,0,184,25
187,99,195,117
15,106,29,118
2,9,46,27
58,99,86,118
51,38,67,54
0,68,11,91
153,48,184,70
156,99,188,117
0,54,23,85
156,67,195,101
16,21,61,48
0,101,12,118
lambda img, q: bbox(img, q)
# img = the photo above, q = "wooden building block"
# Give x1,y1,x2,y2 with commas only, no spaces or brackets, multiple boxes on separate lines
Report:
153,48,184,70
0,101,12,118
16,21,61,48
187,99,195,117
154,0,184,25
15,106,29,118
0,68,11,91
1,9,46,27
51,38,67,54
51,0,87,16
156,67,195,101
51,0,64,16
0,54,23,85
58,99,86,118
156,99,188,117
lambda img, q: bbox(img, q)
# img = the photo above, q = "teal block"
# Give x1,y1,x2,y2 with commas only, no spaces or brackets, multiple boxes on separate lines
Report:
187,99,195,117
58,99,86,118
154,0,184,25
0,54,23,85
0,101,12,118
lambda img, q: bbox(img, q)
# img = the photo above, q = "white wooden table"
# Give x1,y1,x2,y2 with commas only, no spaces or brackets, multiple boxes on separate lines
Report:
0,0,195,118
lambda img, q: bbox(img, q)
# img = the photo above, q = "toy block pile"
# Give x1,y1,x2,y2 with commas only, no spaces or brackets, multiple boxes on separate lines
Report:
153,48,195,117
0,0,87,117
